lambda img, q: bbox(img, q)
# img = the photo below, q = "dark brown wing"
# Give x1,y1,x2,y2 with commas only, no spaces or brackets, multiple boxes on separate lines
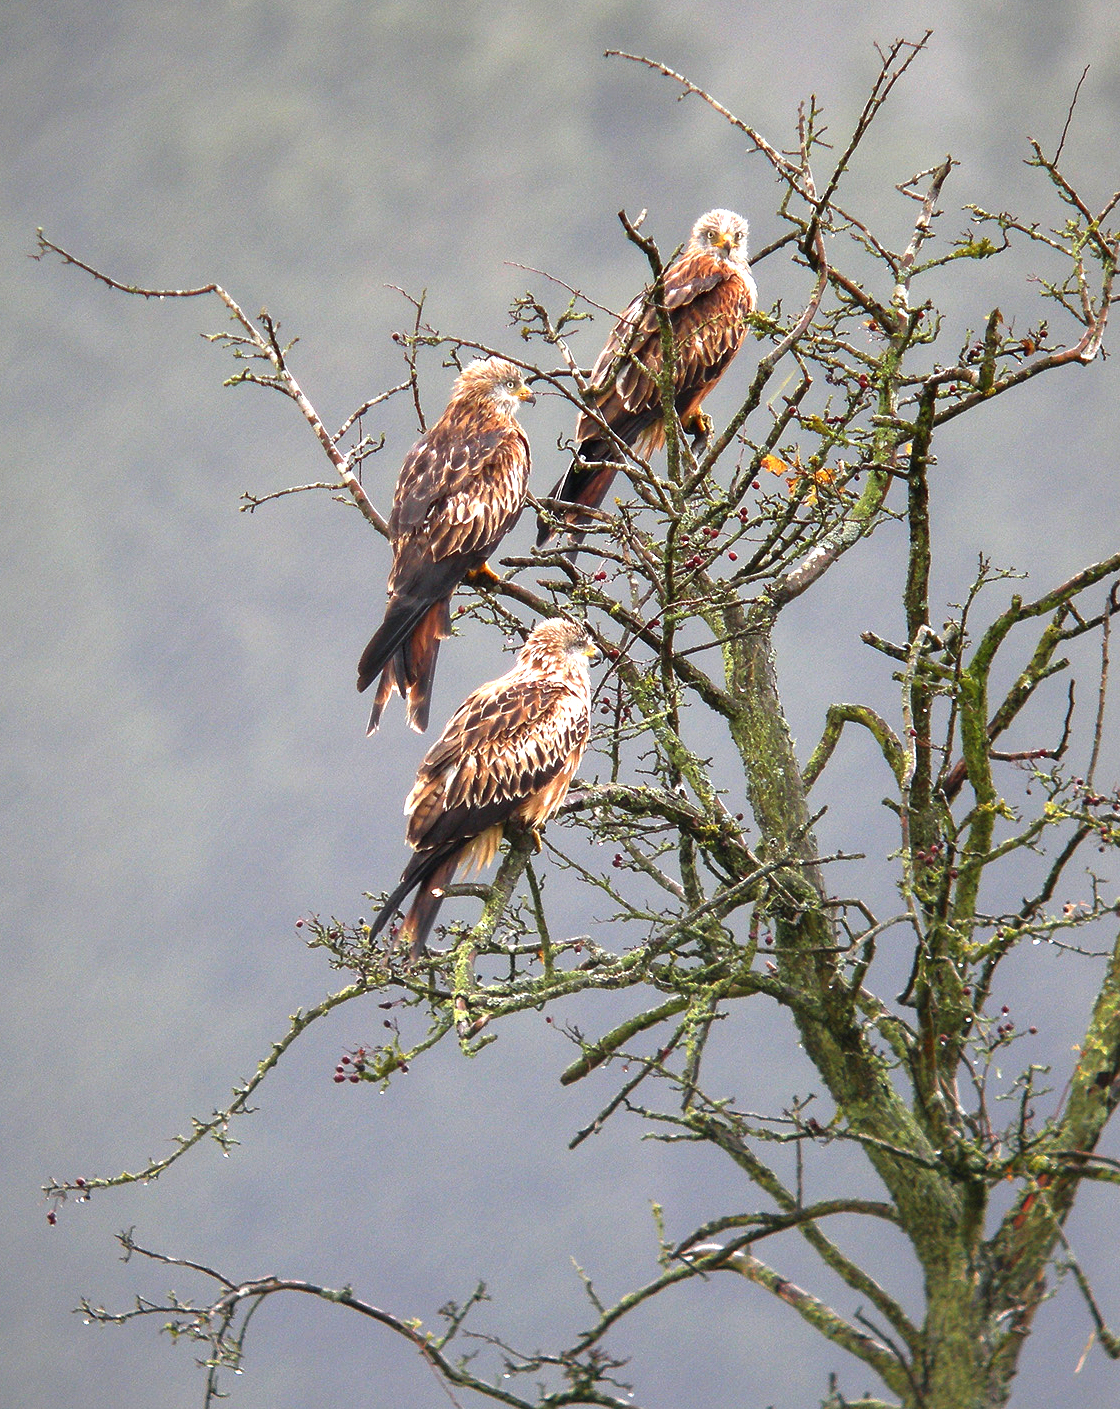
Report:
576,249,752,452
366,662,590,956
357,412,530,727
406,669,591,852
388,418,530,595
538,251,753,543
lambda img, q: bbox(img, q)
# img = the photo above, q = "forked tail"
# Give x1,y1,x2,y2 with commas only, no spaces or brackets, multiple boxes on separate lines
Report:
358,595,450,733
367,842,462,963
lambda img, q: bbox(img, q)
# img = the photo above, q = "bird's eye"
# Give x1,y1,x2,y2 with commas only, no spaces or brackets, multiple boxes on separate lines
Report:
505,379,517,390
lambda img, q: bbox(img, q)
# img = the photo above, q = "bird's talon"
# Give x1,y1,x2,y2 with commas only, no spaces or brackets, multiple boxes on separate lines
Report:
466,561,502,588
686,411,713,447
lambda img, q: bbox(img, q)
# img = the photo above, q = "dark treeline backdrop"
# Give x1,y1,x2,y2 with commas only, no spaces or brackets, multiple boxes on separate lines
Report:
5,2,1120,1406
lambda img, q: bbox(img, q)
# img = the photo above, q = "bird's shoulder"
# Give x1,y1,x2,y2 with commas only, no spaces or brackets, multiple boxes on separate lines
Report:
590,248,744,382
404,664,588,846
389,415,526,538
426,668,585,772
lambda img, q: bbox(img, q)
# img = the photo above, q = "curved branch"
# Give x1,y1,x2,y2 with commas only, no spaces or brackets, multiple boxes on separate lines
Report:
802,703,906,791
44,978,378,1201
34,231,389,535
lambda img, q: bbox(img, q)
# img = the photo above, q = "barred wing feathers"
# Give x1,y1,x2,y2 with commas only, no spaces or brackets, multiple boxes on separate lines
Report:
537,210,756,545
576,254,745,454
367,620,594,962
357,358,533,733
406,673,591,855
387,427,528,586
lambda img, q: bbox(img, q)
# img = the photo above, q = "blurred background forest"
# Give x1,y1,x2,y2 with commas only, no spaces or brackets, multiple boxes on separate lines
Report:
5,1,1120,1405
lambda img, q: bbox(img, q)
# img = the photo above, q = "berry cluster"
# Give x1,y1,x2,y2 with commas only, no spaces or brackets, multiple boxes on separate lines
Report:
333,1048,368,1084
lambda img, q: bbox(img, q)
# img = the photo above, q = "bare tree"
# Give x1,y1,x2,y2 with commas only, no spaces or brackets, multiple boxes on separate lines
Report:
39,35,1120,1409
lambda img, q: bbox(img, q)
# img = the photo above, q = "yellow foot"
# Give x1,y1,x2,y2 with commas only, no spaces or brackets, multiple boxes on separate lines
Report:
685,410,713,447
530,827,543,854
465,561,502,588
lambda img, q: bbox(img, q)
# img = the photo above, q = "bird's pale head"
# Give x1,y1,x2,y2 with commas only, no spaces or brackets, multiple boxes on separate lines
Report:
518,618,599,672
455,357,536,417
688,209,750,265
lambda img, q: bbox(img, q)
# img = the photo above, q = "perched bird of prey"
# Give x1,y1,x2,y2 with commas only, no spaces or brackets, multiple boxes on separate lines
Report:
368,617,597,962
537,209,757,545
357,356,535,734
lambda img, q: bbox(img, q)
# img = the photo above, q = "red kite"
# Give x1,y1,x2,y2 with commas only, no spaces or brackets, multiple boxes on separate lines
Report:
358,357,535,733
538,209,756,544
368,618,597,962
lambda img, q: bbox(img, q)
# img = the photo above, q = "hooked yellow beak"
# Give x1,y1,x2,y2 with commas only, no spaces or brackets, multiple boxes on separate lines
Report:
518,384,537,405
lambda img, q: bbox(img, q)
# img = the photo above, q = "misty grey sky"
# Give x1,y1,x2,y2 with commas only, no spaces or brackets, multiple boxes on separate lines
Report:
4,2,1120,1406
